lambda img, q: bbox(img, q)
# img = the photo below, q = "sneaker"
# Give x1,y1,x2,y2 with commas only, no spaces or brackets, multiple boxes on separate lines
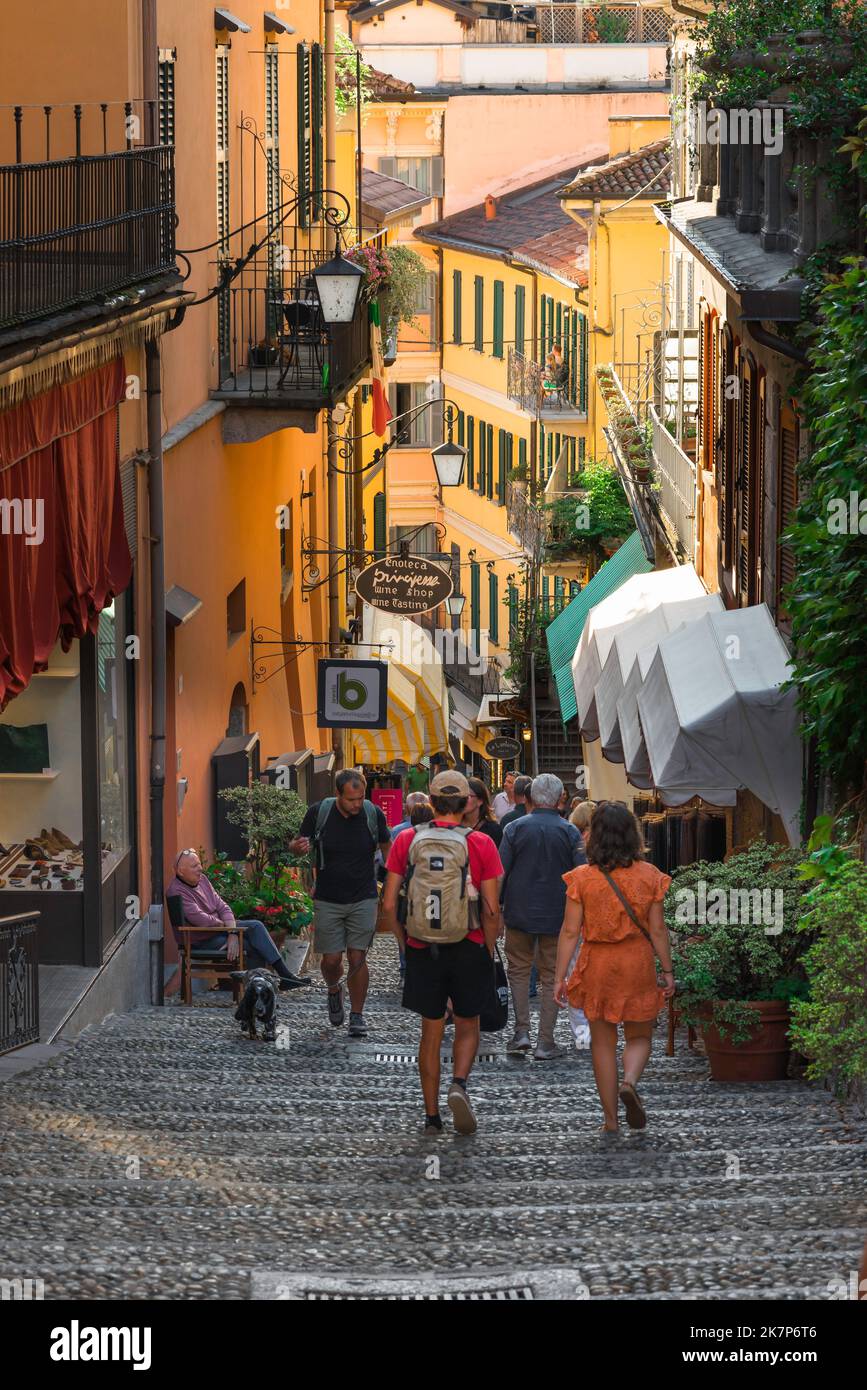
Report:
533,1042,567,1061
277,973,311,992
572,1024,592,1051
507,1031,532,1055
327,986,345,1027
423,1114,444,1136
447,1081,477,1136
348,1011,368,1038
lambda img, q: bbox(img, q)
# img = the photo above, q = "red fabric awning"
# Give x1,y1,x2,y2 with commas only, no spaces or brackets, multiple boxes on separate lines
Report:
0,358,132,706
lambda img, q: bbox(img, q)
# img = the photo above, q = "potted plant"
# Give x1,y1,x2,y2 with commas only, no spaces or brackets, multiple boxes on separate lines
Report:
666,842,808,1082
249,336,278,368
206,855,314,973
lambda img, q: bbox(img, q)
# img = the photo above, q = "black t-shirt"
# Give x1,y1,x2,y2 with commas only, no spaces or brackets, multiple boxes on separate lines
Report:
468,816,503,849
298,799,389,903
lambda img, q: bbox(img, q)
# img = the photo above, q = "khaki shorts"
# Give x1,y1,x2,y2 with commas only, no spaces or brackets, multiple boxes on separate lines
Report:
313,898,379,955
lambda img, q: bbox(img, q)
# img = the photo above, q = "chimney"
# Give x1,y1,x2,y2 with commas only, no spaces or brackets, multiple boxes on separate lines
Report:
485,194,497,221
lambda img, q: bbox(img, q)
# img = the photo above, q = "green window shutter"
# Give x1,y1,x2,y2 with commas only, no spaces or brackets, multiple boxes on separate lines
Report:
296,44,311,228
474,276,484,352
519,436,527,474
579,314,588,412
467,415,475,488
470,562,481,644
488,570,499,644
508,584,519,638
453,269,462,345
311,43,324,221
542,575,550,610
457,409,465,446
373,492,387,558
477,418,485,493
554,576,564,613
493,280,504,358
497,431,507,505
539,296,547,362
483,422,491,500
555,301,563,350
570,309,579,404
568,436,576,483
514,284,525,357
548,298,556,354
579,435,586,466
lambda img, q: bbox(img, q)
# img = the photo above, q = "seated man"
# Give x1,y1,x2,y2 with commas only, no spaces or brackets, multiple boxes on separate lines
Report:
168,850,308,991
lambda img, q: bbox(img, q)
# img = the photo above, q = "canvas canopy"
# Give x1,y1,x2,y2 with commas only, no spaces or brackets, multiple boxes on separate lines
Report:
570,564,706,739
636,605,801,844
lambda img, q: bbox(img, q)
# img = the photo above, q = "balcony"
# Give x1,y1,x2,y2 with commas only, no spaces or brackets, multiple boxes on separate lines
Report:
0,101,177,346
463,5,672,45
506,479,546,561
507,348,586,422
648,404,696,561
211,246,372,415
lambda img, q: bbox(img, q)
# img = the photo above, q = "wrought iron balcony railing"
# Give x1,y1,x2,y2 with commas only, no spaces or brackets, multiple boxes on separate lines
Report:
212,245,372,411
507,347,585,417
0,101,176,333
506,479,546,562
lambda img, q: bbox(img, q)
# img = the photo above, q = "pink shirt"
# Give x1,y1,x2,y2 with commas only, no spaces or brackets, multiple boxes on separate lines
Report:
168,873,234,931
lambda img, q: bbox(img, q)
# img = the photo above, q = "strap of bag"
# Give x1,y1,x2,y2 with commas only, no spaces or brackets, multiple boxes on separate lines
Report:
599,868,654,948
363,799,380,846
313,798,335,871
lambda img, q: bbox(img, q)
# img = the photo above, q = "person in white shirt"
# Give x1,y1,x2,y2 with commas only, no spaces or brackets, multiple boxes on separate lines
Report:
491,771,516,822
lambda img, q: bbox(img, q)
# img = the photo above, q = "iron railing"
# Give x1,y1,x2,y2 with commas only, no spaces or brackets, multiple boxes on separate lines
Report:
0,912,39,1056
649,404,697,559
507,347,583,415
506,479,546,561
0,147,176,330
214,245,372,409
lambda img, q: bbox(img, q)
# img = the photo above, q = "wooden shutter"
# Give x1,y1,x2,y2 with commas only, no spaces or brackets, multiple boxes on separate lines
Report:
493,280,504,358
698,308,708,469
540,296,547,361
497,431,507,504
477,418,486,494
430,155,444,197
519,436,527,474
569,309,578,404
515,285,525,356
737,357,754,604
452,269,462,345
311,43,324,221
508,584,519,637
466,414,475,488
377,156,397,177
579,313,588,412
488,569,499,644
373,492,387,558
120,456,138,560
777,408,798,619
474,276,484,351
719,328,735,571
470,561,481,643
296,44,311,228
755,373,766,600
486,424,494,498
457,410,465,446
555,301,563,350
158,52,176,147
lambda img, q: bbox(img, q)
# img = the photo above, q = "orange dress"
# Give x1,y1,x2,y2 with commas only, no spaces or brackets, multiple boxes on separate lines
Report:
562,860,671,1023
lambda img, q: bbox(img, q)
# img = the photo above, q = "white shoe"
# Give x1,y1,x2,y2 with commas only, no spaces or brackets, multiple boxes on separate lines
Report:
573,1024,592,1051
533,1042,567,1061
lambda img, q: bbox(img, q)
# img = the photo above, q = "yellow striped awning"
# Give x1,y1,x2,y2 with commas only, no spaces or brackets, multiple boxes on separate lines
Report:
352,607,449,765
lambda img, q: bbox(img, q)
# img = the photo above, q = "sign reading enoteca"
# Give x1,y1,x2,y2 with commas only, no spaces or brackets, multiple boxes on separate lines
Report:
354,554,453,616
317,660,388,729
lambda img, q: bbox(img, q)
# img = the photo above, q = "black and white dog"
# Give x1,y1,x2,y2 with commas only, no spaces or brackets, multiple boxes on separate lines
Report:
231,968,280,1042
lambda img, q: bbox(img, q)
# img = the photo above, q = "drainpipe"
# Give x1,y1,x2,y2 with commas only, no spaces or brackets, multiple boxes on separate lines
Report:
743,319,810,366
146,339,166,1006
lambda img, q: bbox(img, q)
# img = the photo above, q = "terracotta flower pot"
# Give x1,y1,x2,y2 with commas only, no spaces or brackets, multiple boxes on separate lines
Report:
700,1000,791,1083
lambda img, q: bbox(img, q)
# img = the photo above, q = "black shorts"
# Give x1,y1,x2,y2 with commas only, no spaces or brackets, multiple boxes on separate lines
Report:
402,937,491,1021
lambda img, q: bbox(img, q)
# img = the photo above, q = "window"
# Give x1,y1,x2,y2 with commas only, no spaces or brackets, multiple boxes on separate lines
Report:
158,49,176,147
378,155,444,198
474,275,484,352
514,284,525,357
579,314,588,413
279,498,292,574
488,570,499,645
391,524,437,556
554,576,565,613
227,579,246,645
414,270,438,347
492,280,504,358
391,382,436,446
452,269,462,345
518,436,527,477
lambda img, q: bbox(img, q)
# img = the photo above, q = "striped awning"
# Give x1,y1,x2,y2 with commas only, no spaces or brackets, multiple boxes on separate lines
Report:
352,607,449,765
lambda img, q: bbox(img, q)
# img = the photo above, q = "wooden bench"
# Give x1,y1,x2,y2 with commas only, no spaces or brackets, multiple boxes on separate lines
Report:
166,895,245,1005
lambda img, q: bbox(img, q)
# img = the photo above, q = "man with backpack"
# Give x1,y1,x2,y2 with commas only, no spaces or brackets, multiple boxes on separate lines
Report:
290,770,391,1037
381,771,503,1137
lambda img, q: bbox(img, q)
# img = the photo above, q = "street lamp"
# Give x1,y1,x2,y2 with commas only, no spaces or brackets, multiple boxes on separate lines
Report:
431,437,467,488
312,241,365,324
445,593,466,618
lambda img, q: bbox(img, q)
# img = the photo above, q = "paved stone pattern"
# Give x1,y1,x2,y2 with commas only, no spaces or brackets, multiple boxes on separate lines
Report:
1,938,865,1300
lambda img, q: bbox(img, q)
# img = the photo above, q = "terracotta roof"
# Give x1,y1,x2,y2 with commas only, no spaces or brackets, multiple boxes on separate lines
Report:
415,169,590,287
361,167,430,223
560,139,671,201
348,0,477,22
337,63,416,101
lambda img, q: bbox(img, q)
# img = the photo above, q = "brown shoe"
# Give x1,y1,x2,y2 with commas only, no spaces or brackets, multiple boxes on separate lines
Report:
51,826,78,851
619,1082,647,1130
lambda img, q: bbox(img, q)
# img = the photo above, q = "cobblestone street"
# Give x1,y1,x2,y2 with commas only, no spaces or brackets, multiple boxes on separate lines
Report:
2,938,865,1301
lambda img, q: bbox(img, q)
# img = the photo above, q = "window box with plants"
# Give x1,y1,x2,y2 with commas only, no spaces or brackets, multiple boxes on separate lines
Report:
596,365,654,483
666,841,808,1083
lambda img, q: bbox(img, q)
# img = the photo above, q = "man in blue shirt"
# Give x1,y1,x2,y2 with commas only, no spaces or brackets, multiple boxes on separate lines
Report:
500,774,586,1060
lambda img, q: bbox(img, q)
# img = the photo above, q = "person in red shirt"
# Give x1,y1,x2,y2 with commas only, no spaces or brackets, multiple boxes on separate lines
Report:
382,771,502,1136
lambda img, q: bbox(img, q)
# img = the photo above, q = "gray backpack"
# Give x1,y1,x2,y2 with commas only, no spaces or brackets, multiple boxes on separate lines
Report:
404,823,473,944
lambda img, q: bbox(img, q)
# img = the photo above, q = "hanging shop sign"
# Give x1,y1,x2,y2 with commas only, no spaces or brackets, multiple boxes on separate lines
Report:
485,736,522,761
354,554,453,616
317,660,388,729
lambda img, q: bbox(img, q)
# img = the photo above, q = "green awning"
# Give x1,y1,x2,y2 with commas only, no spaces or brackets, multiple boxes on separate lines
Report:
546,531,652,725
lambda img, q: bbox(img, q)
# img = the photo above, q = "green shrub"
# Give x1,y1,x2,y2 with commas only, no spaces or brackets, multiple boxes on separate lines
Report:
790,860,867,1096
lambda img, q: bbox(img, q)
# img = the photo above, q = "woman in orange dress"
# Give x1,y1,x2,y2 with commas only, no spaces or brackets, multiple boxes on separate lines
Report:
554,802,675,1132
